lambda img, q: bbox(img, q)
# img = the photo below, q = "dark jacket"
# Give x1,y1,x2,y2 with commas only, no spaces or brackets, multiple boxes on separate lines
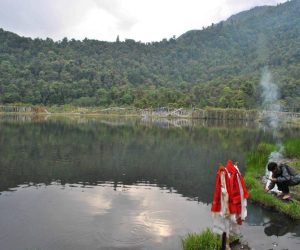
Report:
268,164,300,190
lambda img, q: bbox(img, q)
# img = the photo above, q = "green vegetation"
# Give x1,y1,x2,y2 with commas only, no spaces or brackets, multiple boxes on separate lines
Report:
1,104,263,122
46,105,141,116
182,229,241,250
245,139,300,219
0,0,299,110
285,139,300,196
285,138,300,158
182,229,222,250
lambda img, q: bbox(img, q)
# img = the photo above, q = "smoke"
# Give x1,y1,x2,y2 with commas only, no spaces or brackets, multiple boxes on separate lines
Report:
259,67,285,189
268,147,284,163
260,68,280,110
264,145,285,191
259,67,281,128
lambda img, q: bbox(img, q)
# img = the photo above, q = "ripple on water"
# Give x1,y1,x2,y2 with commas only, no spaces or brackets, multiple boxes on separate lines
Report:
95,220,152,246
139,210,182,237
93,210,183,246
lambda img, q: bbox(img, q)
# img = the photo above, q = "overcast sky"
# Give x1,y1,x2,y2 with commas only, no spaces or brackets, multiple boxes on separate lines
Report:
0,0,288,42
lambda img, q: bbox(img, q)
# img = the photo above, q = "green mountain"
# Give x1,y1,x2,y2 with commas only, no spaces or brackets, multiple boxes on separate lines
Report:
0,0,299,110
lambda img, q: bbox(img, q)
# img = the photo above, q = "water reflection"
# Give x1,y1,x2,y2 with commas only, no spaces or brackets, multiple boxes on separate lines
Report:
246,201,300,237
0,115,280,201
1,183,202,250
242,202,300,249
0,115,300,249
264,220,289,237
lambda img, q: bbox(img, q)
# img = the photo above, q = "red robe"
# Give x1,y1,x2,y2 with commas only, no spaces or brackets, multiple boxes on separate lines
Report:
211,160,249,225
225,160,249,218
211,165,230,212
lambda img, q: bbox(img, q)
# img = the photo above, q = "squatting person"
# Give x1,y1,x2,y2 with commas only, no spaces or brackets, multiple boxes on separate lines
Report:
265,161,300,200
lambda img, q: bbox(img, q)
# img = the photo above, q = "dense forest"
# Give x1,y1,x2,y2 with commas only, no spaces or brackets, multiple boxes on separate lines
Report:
0,0,299,110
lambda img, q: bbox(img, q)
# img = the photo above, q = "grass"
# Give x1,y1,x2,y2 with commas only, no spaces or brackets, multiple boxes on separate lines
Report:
182,229,221,250
285,138,300,158
182,229,240,250
46,104,139,114
244,139,300,219
285,139,300,196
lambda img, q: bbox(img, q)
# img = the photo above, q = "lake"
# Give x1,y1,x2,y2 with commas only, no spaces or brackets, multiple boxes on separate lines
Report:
0,115,300,250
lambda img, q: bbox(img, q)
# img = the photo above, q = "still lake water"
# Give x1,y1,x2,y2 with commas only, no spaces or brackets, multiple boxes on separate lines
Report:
0,115,300,250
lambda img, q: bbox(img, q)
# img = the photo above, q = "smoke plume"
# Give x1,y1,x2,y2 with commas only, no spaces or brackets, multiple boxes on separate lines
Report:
260,67,285,189
259,67,281,129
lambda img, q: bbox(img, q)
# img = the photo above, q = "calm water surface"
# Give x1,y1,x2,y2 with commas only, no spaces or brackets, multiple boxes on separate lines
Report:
0,115,300,250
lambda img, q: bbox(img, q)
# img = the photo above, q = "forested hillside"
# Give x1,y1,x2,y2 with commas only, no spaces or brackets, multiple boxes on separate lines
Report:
0,0,299,110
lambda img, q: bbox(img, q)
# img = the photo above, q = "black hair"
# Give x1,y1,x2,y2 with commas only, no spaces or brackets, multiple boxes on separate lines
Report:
267,162,278,171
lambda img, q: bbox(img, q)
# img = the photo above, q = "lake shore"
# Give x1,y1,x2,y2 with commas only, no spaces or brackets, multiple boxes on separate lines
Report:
245,139,300,219
1,105,300,125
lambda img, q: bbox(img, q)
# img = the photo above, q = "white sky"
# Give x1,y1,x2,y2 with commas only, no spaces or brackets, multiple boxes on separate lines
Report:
0,0,288,42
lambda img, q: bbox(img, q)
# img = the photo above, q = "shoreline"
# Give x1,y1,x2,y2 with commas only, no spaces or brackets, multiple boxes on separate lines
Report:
1,105,299,124
244,140,300,219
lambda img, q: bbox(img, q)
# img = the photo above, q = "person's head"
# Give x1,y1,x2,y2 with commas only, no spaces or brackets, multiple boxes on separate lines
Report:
267,162,278,172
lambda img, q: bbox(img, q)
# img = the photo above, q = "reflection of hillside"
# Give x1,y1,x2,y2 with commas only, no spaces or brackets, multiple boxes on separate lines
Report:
141,117,192,128
0,117,298,204
0,114,50,122
140,117,260,129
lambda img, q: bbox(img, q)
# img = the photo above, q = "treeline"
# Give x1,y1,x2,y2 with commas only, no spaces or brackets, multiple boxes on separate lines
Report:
0,0,299,110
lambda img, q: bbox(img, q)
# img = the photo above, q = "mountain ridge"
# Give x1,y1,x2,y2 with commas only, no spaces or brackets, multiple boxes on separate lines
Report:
0,0,299,110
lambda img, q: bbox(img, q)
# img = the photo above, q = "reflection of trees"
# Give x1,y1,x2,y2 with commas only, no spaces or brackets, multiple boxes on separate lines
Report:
0,118,294,203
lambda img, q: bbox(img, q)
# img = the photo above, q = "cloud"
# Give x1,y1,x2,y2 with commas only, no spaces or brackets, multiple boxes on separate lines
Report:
0,0,91,39
213,0,287,21
225,0,286,8
93,0,138,31
0,0,288,42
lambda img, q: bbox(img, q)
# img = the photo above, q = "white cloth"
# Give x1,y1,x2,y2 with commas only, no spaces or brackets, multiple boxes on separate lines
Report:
212,171,240,235
212,165,247,236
